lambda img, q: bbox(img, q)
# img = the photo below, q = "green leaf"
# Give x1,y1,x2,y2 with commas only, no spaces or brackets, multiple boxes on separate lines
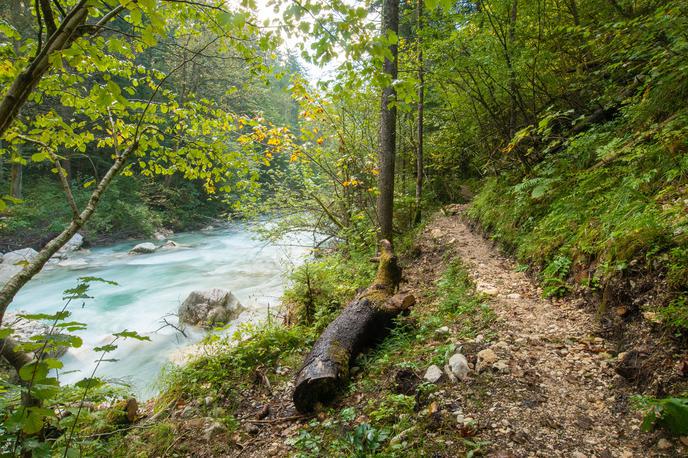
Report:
23,407,54,434
42,358,63,370
659,398,688,435
75,377,104,390
31,151,50,162
113,330,151,341
79,276,118,286
18,311,70,321
19,360,48,382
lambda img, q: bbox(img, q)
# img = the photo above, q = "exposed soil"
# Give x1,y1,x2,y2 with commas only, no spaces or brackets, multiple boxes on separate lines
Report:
152,206,687,457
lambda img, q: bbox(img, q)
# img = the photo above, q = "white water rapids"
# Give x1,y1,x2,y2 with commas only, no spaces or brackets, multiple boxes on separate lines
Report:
8,225,311,399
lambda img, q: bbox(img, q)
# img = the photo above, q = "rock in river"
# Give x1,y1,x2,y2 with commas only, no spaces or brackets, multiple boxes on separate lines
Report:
178,288,245,328
129,242,157,254
0,248,39,286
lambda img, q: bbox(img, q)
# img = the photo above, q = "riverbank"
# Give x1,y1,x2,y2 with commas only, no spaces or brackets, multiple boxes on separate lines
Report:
0,175,225,252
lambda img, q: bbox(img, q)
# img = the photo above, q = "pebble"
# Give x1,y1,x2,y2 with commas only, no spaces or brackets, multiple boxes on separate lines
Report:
245,423,260,435
203,421,227,441
424,365,444,383
436,326,450,335
447,353,470,381
494,360,510,373
476,348,498,372
657,438,672,450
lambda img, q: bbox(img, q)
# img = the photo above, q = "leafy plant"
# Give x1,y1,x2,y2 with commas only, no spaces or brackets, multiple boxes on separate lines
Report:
634,396,688,436
542,255,572,298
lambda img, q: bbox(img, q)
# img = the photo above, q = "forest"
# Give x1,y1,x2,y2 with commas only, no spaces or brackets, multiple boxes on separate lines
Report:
0,0,686,456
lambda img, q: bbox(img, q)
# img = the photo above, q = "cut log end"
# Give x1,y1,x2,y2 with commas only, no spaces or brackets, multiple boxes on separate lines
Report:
293,376,340,413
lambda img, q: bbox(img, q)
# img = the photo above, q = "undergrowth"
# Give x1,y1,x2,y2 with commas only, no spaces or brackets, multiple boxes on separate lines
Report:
469,111,688,330
288,257,495,457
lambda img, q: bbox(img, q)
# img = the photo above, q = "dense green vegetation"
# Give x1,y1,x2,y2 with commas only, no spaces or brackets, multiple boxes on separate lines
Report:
0,175,225,249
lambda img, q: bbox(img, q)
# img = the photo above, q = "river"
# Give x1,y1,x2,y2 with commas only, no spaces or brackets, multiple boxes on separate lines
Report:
8,225,312,399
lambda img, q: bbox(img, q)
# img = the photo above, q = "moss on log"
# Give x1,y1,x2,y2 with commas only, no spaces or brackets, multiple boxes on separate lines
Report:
293,240,413,413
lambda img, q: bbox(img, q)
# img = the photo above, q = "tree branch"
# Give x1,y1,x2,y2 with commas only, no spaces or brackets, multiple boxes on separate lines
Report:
16,134,80,220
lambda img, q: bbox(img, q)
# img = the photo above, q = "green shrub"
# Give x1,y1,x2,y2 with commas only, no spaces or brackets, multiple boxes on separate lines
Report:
634,396,688,436
542,255,572,298
283,249,376,330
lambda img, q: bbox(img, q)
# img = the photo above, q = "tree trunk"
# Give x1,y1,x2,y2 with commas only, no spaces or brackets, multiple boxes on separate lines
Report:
293,240,413,413
508,0,518,139
414,0,424,225
0,337,41,408
9,162,22,199
377,0,399,243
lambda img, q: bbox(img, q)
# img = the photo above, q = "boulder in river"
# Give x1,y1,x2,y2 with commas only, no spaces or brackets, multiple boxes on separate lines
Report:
3,248,38,266
129,242,157,254
54,233,84,259
0,248,39,286
160,240,183,249
3,312,68,358
178,288,244,328
61,233,84,253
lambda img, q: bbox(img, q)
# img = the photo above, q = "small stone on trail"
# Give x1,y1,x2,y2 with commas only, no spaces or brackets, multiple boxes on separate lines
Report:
430,228,443,239
506,293,521,299
476,348,498,372
436,326,450,335
571,452,586,458
204,396,214,407
424,365,444,383
447,353,470,381
204,421,227,441
493,360,510,373
245,423,260,435
657,438,672,450
477,283,499,295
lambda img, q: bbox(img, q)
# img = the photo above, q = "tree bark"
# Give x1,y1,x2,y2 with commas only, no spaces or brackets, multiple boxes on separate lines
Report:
377,0,399,243
414,0,424,225
293,240,412,413
0,337,41,409
0,0,90,138
9,162,22,199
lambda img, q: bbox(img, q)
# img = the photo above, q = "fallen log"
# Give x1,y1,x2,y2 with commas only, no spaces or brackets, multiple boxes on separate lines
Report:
293,240,414,413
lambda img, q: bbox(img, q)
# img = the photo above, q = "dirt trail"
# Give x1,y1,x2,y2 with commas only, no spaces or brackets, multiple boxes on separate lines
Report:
415,206,657,457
